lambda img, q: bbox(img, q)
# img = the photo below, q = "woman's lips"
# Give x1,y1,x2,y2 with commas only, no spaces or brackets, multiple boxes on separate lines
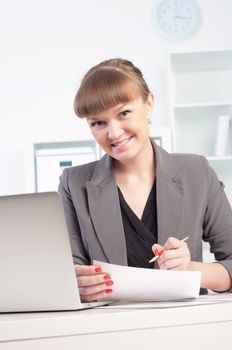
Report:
111,136,132,148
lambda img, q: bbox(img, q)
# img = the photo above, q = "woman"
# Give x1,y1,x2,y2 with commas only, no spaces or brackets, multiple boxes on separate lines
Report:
59,58,232,301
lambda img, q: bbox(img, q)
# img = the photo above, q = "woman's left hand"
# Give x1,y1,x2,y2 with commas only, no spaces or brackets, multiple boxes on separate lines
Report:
152,237,191,271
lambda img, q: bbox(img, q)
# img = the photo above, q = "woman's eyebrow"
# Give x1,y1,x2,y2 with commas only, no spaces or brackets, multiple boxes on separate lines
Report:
115,102,134,111
87,115,103,121
87,102,134,120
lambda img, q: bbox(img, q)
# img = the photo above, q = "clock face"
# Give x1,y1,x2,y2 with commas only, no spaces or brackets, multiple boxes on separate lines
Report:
154,0,202,40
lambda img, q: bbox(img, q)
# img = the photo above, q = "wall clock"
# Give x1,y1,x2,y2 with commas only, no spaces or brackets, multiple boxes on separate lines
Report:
152,0,202,41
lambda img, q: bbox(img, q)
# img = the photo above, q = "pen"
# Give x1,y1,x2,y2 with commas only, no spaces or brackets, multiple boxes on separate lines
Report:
149,236,189,263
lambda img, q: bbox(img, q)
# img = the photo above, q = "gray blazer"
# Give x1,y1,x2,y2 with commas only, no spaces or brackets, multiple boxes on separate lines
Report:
59,143,232,280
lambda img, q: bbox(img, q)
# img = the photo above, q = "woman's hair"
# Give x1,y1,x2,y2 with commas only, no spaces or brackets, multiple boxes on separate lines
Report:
74,58,151,118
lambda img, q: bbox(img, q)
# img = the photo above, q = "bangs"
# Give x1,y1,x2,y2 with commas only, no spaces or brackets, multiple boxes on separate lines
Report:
74,68,141,117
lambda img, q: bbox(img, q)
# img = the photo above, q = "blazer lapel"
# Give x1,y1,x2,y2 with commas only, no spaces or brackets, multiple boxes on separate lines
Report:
86,155,127,265
155,145,185,245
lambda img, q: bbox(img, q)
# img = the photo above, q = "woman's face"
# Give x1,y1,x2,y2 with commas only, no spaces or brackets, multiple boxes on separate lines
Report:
86,94,154,163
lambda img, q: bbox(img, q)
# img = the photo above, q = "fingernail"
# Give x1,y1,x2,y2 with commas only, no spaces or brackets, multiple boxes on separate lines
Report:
158,249,165,256
103,274,111,281
106,289,113,294
154,249,159,255
106,280,114,286
95,267,102,273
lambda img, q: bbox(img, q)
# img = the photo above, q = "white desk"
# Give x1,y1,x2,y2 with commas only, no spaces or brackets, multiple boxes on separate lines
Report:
1,302,232,350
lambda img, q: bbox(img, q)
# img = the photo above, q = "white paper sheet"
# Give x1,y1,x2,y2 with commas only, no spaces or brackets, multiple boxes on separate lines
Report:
98,293,232,309
94,260,201,302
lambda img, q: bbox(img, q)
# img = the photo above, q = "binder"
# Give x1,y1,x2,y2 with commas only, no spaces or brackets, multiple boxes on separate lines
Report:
215,115,230,156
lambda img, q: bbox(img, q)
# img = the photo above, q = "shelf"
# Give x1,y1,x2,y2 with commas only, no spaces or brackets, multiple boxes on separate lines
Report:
174,101,232,109
173,70,232,105
170,50,232,72
207,156,232,162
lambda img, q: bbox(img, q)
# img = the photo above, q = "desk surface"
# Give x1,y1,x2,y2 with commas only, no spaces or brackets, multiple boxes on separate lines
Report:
1,301,232,345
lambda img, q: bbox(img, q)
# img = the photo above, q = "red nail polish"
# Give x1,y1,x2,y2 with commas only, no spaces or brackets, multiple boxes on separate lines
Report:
95,267,102,273
106,289,113,294
103,274,111,281
158,249,165,256
106,280,113,287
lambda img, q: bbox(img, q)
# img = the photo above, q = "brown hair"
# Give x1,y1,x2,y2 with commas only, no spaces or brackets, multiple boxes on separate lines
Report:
74,58,151,118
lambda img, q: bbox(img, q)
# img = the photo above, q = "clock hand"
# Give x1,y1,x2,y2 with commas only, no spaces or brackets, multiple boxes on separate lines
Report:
175,15,191,20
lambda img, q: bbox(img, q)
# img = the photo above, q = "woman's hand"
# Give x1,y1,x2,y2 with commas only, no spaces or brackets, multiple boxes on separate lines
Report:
75,265,113,302
152,237,191,271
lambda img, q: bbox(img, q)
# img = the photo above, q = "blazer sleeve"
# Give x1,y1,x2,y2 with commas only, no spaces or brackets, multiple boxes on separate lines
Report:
58,168,90,265
201,156,232,280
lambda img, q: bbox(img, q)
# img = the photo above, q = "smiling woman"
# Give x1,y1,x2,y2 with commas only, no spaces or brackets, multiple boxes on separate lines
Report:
74,59,154,167
59,58,232,303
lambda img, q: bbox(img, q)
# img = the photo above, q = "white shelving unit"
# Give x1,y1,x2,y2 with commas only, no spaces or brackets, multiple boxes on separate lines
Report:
168,50,232,263
168,50,232,205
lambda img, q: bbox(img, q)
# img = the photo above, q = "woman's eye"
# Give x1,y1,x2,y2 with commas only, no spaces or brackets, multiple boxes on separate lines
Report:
120,110,131,117
91,120,104,128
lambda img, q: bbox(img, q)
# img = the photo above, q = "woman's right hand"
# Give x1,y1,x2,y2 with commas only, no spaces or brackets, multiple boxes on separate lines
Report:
75,265,113,302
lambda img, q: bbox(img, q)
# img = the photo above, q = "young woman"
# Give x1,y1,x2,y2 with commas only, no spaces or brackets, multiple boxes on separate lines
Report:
59,58,232,301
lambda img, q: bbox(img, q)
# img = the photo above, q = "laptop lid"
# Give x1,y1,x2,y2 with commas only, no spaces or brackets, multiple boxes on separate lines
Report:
0,192,104,313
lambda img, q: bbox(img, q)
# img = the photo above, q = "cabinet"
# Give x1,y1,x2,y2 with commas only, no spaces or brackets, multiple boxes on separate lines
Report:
34,140,102,192
168,50,232,205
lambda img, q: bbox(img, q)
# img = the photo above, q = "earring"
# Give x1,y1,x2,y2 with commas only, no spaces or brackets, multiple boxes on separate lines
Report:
148,118,152,124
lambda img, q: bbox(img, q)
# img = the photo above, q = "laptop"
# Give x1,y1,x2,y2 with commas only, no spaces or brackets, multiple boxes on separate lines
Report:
0,191,109,313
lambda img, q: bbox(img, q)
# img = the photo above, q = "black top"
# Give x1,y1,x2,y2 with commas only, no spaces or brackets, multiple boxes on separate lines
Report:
118,181,157,269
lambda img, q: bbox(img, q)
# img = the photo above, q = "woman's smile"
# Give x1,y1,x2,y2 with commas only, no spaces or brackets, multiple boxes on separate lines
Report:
111,136,133,149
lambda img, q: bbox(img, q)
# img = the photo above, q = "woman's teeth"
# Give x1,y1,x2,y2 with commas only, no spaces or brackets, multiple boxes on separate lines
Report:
111,137,132,148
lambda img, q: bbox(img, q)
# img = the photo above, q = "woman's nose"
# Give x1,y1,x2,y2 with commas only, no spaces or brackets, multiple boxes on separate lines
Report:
107,121,123,140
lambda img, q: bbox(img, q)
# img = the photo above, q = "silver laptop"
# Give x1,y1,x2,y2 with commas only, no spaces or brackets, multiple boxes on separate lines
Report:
0,192,108,312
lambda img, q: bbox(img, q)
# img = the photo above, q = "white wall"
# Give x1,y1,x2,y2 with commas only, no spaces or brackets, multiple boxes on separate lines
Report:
1,0,232,195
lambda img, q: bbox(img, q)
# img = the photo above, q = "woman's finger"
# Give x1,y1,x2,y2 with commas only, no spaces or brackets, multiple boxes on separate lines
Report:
77,273,112,287
151,243,164,255
159,244,188,260
74,264,103,276
158,256,190,270
163,236,185,250
79,280,114,296
80,288,113,302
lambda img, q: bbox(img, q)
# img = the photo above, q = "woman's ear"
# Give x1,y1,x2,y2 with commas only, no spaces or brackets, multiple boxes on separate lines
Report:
146,93,154,122
146,92,154,110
